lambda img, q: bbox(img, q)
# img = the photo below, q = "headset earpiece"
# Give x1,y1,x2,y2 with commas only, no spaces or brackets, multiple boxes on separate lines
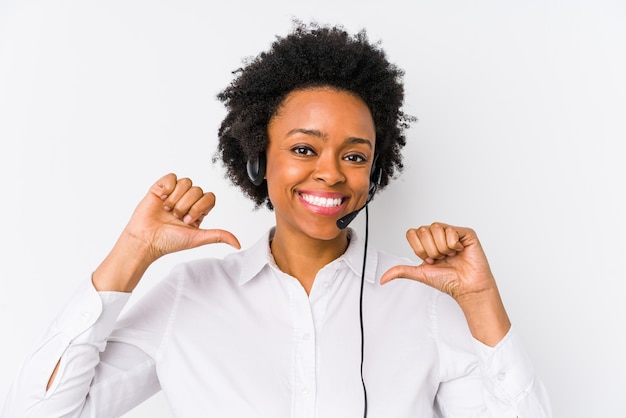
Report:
246,154,266,186
368,155,382,198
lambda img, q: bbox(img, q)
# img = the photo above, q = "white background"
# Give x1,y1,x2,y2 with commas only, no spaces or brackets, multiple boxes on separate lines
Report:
1,0,625,416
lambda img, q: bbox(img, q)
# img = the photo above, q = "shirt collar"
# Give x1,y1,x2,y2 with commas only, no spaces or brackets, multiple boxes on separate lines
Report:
338,228,378,284
238,227,379,285
239,228,275,285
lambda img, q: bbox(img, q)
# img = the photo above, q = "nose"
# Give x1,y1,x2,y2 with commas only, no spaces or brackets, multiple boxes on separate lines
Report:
313,153,346,186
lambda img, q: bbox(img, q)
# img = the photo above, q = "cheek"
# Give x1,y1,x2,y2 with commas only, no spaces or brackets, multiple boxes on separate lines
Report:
266,155,312,183
265,160,303,200
353,172,372,194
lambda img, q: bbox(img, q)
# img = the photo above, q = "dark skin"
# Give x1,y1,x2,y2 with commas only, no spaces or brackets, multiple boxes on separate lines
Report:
47,87,510,391
263,88,375,293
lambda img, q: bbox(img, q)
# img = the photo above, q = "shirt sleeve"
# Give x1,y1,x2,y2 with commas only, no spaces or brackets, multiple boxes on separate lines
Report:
433,292,552,418
1,278,160,418
472,328,553,417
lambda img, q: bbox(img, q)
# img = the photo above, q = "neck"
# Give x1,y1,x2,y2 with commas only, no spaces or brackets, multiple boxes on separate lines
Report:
270,227,349,295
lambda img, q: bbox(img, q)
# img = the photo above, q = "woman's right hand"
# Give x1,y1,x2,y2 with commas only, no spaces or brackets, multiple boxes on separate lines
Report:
92,173,241,292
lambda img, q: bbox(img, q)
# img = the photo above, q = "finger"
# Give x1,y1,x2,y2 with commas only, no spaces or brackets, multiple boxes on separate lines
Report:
162,177,193,214
430,222,454,256
445,226,464,253
380,264,461,297
149,173,178,200
414,226,442,262
405,228,428,260
182,192,217,225
170,186,205,220
430,222,464,257
192,228,241,250
380,264,426,285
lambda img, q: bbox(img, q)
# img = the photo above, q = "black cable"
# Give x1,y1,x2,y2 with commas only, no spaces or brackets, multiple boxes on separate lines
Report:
359,205,369,418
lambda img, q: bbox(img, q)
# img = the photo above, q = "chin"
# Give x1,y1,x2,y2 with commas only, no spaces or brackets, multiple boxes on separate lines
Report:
302,222,347,242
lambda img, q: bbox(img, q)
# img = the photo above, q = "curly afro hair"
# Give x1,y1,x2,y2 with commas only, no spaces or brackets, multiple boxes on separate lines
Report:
215,21,415,209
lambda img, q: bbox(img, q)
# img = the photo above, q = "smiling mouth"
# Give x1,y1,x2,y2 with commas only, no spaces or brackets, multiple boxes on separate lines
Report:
300,193,345,208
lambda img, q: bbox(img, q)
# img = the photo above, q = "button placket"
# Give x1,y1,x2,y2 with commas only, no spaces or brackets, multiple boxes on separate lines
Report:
287,279,317,418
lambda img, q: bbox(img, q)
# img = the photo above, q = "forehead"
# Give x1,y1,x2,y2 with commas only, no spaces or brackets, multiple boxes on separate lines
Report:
269,87,375,136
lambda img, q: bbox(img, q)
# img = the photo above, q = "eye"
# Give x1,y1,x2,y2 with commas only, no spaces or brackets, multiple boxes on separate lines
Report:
292,145,316,156
344,153,367,163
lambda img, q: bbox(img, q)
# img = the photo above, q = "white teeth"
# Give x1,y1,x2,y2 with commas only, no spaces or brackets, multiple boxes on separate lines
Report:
301,194,343,207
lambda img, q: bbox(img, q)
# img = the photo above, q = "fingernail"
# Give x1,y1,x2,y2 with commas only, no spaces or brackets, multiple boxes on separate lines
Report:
164,206,171,211
183,215,192,224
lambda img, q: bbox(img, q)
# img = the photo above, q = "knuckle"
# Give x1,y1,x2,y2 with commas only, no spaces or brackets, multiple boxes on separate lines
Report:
163,173,177,186
189,185,204,196
178,177,192,188
203,192,217,206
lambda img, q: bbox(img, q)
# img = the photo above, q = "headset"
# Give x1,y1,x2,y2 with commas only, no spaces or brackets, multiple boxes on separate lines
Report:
247,153,379,417
246,154,266,187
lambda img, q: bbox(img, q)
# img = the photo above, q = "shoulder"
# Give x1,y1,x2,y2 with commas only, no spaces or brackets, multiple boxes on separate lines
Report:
371,248,467,323
176,250,246,275
166,249,248,291
373,248,414,277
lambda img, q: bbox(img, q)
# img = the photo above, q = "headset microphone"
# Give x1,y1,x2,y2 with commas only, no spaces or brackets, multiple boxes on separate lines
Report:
336,157,381,230
336,200,370,229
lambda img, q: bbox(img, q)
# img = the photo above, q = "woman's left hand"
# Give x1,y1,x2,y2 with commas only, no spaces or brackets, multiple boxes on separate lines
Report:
380,222,511,346
380,222,496,299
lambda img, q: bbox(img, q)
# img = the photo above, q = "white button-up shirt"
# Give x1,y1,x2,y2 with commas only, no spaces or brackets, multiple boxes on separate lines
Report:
2,228,551,417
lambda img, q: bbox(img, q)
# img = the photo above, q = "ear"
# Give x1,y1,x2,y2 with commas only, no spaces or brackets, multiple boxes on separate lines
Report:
246,154,266,186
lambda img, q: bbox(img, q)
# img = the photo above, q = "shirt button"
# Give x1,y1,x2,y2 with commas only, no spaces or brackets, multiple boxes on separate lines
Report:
302,387,310,395
80,312,92,323
322,281,330,288
302,333,311,341
497,372,506,381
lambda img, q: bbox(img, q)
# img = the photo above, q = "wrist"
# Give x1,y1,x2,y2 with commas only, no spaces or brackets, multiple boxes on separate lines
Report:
457,287,511,347
92,231,157,292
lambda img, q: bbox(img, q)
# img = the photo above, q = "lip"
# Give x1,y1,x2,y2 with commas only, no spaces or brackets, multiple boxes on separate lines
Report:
297,190,348,216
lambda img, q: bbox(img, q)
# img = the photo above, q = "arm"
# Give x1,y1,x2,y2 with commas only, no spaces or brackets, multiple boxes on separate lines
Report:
380,223,551,416
381,223,509,346
92,173,240,293
2,173,240,417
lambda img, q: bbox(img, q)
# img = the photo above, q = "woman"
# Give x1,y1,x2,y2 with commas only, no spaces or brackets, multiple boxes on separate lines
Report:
3,22,551,417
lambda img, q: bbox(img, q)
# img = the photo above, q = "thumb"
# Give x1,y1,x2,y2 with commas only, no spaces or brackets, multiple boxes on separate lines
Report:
187,228,242,250
380,264,429,286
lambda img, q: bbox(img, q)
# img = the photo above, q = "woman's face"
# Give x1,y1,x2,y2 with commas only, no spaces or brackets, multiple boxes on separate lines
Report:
265,87,376,242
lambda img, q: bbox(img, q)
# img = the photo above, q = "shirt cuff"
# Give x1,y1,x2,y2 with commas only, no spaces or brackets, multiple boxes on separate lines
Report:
51,277,132,350
472,326,537,402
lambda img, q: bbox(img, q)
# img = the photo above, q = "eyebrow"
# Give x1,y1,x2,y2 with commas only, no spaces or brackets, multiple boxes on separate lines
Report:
286,128,373,149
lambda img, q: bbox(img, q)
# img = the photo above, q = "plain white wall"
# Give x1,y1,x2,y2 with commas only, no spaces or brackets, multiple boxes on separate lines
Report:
1,0,625,416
